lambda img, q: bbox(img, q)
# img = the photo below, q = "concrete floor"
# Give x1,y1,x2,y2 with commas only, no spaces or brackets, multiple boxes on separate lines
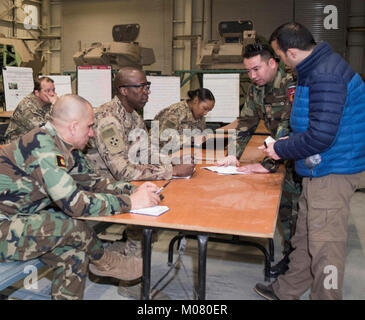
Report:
5,174,365,300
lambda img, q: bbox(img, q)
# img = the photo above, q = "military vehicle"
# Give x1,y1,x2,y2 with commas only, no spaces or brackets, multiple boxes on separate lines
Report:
73,24,155,69
0,34,45,75
196,20,257,69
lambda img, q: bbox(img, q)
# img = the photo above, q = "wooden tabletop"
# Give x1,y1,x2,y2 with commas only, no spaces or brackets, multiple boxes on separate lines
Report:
218,119,270,135
81,135,283,239
0,111,13,118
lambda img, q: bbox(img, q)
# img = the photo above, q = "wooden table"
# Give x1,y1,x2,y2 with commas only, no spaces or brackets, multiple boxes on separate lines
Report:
81,135,284,300
0,111,13,119
219,119,270,135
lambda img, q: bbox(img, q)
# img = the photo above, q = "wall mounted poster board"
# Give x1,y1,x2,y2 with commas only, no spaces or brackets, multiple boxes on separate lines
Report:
2,66,34,111
77,65,112,108
203,73,240,123
143,76,180,120
41,75,72,97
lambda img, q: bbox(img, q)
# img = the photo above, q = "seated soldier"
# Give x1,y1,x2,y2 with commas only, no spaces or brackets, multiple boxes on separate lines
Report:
5,76,59,143
154,88,215,149
0,94,161,300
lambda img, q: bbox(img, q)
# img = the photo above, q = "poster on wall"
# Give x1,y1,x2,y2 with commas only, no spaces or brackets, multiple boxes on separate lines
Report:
2,66,34,111
77,65,112,108
143,76,181,120
40,75,72,97
203,73,240,123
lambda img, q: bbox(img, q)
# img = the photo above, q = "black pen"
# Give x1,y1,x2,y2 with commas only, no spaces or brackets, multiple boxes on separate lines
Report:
156,180,171,195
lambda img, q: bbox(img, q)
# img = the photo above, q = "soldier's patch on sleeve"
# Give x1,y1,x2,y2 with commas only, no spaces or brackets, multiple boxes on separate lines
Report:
101,125,124,155
56,155,66,168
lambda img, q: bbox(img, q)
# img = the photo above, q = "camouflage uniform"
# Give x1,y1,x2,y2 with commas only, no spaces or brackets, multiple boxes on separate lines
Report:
86,96,173,181
0,122,134,299
231,67,301,251
154,100,206,149
85,96,168,258
4,93,52,143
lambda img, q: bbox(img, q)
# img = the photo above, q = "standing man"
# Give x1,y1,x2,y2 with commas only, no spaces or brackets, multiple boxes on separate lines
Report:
5,76,59,143
0,94,161,299
219,43,301,277
255,22,365,300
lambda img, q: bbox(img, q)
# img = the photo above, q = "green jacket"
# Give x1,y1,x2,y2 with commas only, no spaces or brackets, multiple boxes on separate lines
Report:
232,67,295,159
0,122,134,224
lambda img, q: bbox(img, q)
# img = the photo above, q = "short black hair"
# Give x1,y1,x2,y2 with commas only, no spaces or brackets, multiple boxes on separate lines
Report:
243,43,277,62
187,88,215,103
269,22,316,52
34,76,54,93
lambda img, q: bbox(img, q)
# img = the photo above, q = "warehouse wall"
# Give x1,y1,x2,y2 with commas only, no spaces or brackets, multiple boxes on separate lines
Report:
61,0,173,75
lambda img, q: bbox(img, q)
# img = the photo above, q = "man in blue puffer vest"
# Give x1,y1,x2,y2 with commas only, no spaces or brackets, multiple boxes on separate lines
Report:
254,22,365,300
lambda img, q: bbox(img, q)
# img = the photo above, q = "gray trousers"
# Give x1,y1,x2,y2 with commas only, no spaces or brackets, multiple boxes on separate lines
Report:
272,173,361,300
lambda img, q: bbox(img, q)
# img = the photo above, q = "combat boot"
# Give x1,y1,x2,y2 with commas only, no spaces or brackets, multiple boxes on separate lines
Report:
89,250,142,281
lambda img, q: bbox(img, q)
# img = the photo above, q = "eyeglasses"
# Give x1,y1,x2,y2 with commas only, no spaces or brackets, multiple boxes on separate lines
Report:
119,81,151,90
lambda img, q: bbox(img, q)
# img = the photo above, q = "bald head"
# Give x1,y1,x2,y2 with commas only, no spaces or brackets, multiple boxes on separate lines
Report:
50,94,95,150
51,94,92,124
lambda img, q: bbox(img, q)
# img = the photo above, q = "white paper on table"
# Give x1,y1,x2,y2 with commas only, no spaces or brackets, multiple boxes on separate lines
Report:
202,166,249,175
130,205,170,216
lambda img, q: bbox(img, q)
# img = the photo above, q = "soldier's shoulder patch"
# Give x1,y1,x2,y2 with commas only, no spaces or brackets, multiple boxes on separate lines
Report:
100,125,124,155
56,155,66,168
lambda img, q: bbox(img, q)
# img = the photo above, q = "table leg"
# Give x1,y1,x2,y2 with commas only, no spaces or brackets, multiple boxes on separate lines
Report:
197,234,208,300
142,228,153,300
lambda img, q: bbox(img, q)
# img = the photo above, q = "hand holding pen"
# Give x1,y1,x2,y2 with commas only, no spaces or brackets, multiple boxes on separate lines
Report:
156,180,171,195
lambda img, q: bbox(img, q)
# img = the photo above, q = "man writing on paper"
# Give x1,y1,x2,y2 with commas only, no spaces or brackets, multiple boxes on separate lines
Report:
5,76,59,143
85,66,194,298
0,94,161,300
217,43,301,277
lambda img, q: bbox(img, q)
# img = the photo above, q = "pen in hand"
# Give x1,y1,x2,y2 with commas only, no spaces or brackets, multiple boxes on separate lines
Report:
156,180,171,195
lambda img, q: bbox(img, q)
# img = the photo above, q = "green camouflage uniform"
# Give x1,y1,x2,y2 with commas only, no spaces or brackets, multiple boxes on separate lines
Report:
0,122,134,299
231,67,301,251
86,96,173,182
154,100,206,149
4,93,52,143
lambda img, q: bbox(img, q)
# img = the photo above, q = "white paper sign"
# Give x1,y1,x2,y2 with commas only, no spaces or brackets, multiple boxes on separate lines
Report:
41,75,72,97
2,66,34,111
203,73,240,123
77,65,112,108
143,76,181,120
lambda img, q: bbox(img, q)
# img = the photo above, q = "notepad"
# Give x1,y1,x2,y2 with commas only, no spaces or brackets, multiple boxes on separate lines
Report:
130,206,170,216
202,166,249,175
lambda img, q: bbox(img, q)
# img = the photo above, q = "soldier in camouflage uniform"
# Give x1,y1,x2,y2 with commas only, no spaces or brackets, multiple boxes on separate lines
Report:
86,67,194,181
221,43,302,277
85,67,194,298
0,94,161,299
5,76,59,143
154,88,215,149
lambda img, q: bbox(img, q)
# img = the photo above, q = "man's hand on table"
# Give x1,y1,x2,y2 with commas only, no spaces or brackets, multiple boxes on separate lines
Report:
215,155,240,167
130,182,161,210
237,163,270,174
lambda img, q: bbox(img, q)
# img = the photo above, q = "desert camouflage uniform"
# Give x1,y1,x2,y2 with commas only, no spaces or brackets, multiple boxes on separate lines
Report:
86,96,173,182
154,100,206,149
0,122,134,299
4,93,52,143
231,67,301,251
85,96,168,258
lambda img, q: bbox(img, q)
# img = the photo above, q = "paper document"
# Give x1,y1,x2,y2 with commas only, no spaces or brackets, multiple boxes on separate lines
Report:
130,205,170,216
264,136,276,146
203,166,249,175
